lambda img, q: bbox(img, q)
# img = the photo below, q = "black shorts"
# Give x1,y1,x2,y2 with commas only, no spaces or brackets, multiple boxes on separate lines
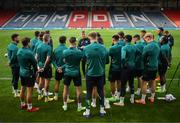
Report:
39,66,52,79
55,70,64,81
158,65,168,76
108,71,121,82
86,75,104,87
20,75,35,87
142,70,157,81
121,68,134,83
64,75,82,86
134,69,143,77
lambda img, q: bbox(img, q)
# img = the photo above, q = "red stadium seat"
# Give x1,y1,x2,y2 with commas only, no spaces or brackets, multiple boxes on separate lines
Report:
164,10,180,27
0,10,16,27
68,10,88,28
91,10,110,28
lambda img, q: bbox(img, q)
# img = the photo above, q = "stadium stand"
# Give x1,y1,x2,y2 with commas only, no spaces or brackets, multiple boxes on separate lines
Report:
91,10,110,28
23,12,52,28
126,11,154,28
68,10,88,28
109,10,133,28
164,10,180,27
45,11,70,28
144,11,176,28
1,10,180,29
0,10,16,27
4,11,36,28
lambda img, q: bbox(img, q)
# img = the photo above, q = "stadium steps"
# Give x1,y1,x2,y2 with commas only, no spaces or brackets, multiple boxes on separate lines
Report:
163,10,180,27
144,12,176,28
0,10,16,27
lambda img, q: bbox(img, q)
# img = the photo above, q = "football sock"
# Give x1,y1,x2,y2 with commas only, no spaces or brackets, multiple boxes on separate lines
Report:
27,103,32,110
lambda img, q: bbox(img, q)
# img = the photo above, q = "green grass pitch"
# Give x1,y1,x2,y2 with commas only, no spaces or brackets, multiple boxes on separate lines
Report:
0,29,180,122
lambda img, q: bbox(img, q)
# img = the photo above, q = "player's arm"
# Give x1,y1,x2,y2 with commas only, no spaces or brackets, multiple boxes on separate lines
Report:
30,53,37,74
142,46,149,66
7,49,12,65
161,49,170,66
52,51,58,69
170,36,174,47
82,48,86,61
77,39,82,50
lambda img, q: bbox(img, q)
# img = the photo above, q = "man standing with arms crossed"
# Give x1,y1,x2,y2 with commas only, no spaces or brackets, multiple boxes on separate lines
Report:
83,32,108,118
135,33,160,104
17,37,39,112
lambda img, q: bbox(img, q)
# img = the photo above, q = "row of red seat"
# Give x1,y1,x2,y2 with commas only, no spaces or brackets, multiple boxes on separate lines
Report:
0,10,16,27
164,10,180,27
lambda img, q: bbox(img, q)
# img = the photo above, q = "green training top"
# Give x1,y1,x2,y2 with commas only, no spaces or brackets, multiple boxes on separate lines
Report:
63,47,83,77
33,39,43,55
109,43,122,71
17,47,37,77
159,43,170,66
142,41,160,71
30,37,39,52
52,43,67,69
117,39,126,46
83,42,109,77
121,42,136,69
7,41,19,67
36,42,52,68
134,41,145,70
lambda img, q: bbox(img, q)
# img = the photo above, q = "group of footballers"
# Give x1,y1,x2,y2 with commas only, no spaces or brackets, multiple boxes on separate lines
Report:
7,27,174,117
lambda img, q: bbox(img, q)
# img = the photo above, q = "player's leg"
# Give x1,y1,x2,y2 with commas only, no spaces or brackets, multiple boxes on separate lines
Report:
108,71,117,102
34,74,39,89
135,81,148,105
136,77,142,95
37,77,44,100
91,87,97,108
135,70,143,95
148,80,156,103
62,76,71,111
114,68,127,106
148,70,157,103
116,80,121,99
12,67,20,97
114,71,121,100
159,65,167,92
37,68,45,100
102,74,110,109
96,76,106,116
44,78,53,102
20,77,26,109
62,85,69,111
129,69,135,104
74,76,85,111
27,87,39,112
53,70,62,100
83,75,93,117
54,80,60,100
